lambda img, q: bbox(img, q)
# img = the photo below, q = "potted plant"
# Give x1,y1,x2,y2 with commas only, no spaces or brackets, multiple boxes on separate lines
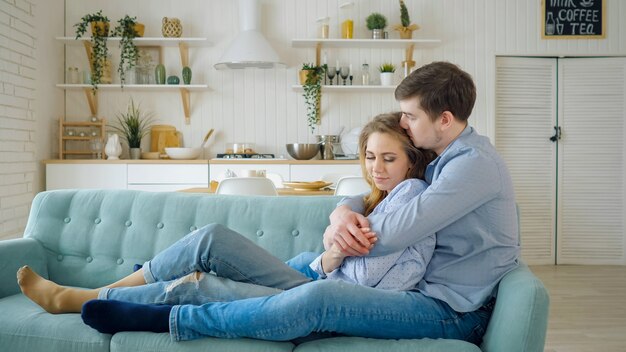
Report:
74,10,110,89
365,13,387,39
112,15,145,86
300,63,324,133
110,98,155,159
393,0,420,39
379,63,396,86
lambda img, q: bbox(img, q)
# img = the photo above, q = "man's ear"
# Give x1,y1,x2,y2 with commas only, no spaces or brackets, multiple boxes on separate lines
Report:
439,111,454,130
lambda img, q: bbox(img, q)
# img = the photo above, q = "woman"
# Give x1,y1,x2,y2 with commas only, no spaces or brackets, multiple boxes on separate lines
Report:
17,112,437,340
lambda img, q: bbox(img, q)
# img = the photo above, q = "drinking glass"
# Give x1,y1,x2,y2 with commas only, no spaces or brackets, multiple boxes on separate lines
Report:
327,66,336,85
340,66,350,85
335,67,341,85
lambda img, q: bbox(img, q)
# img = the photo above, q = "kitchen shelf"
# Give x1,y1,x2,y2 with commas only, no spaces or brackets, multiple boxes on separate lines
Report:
57,36,211,124
59,117,106,160
291,38,441,49
291,85,396,92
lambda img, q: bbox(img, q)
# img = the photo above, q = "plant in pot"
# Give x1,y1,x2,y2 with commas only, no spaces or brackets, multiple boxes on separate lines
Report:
379,63,396,86
300,63,324,134
74,10,110,90
112,15,145,86
365,12,387,39
393,0,420,39
110,98,155,159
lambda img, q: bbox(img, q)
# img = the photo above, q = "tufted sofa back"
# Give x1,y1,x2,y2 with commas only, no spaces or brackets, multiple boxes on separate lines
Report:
24,190,340,288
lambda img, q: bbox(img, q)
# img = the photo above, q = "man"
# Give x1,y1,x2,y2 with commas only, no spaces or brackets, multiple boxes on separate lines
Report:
325,60,520,315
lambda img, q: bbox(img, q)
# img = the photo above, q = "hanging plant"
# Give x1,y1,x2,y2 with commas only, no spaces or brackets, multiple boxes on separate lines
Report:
301,63,324,134
74,10,110,90
112,15,144,86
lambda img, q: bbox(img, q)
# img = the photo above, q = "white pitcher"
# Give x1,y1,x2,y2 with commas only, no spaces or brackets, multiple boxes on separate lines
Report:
105,133,122,160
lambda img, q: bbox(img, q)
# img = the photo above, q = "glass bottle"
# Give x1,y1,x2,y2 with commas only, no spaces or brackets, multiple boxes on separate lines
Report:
340,2,354,39
361,63,370,86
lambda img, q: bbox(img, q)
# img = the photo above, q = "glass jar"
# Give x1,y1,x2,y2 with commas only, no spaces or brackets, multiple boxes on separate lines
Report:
361,63,370,86
67,67,79,84
340,2,354,39
317,17,330,39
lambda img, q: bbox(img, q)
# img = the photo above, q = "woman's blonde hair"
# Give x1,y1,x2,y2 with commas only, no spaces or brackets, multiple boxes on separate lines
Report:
358,112,436,215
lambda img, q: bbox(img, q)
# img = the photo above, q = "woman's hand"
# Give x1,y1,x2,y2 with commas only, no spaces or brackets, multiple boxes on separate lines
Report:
324,206,375,256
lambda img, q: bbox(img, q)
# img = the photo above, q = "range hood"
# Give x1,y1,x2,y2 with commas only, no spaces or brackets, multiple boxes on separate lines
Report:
214,0,284,70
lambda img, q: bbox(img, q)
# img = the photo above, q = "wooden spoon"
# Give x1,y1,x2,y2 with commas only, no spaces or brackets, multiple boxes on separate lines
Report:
201,129,214,148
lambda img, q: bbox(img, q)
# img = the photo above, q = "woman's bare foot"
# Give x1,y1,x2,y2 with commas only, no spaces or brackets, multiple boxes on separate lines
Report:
16,266,97,314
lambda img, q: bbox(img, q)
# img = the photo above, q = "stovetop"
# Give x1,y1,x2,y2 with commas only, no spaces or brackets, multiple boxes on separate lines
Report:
215,153,276,159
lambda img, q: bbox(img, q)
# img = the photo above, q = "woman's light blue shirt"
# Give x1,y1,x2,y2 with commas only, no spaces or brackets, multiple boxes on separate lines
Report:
310,179,435,290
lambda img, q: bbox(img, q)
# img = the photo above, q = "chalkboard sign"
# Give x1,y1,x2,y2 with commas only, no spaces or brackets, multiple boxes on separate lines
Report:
542,0,605,39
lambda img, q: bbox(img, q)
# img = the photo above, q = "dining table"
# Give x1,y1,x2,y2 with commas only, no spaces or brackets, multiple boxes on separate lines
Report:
179,187,335,196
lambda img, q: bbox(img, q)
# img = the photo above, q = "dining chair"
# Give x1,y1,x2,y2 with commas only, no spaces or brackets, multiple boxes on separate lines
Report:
265,173,285,188
215,177,278,196
334,176,370,196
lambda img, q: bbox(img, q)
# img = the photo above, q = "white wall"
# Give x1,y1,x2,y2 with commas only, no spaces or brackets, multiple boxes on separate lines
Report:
0,0,624,240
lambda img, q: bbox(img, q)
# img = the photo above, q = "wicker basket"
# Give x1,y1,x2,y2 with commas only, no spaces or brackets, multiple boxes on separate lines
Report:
162,17,182,38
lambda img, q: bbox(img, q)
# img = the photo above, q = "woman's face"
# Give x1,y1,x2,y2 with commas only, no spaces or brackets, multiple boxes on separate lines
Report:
365,132,411,192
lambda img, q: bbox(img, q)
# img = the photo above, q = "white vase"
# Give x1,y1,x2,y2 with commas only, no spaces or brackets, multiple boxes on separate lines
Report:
380,72,394,86
105,133,122,160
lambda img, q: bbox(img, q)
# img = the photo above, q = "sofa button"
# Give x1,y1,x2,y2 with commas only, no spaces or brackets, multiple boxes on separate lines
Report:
94,218,101,224
125,220,132,227
57,255,63,261
189,226,197,231
291,230,300,237
117,258,124,265
256,230,264,237
64,217,71,223
86,256,93,263
157,222,164,229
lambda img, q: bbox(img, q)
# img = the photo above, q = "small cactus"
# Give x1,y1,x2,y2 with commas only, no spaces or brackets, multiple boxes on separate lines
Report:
182,66,192,84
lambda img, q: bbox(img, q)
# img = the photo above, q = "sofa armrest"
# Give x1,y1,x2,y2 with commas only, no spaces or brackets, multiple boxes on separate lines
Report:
480,263,550,352
0,238,48,299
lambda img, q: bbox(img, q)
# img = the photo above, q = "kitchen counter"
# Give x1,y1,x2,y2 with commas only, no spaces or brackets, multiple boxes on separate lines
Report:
43,159,360,165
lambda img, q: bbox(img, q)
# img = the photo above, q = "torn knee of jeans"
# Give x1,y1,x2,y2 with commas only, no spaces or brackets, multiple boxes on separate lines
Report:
165,271,203,293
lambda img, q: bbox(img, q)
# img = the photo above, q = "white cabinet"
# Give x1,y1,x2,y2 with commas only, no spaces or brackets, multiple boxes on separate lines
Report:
495,56,626,265
46,163,127,190
289,164,360,182
127,164,209,192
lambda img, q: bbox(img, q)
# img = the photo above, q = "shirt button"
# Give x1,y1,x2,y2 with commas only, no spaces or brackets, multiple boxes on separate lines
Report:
125,220,132,227
64,217,71,223
291,230,300,237
256,230,264,237
189,226,197,232
86,256,93,263
57,255,64,261
117,258,124,265
157,222,164,229
94,218,101,224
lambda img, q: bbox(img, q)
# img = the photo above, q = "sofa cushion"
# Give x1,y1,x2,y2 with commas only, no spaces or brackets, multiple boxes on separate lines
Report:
293,336,481,352
0,294,110,352
111,332,294,352
24,190,340,288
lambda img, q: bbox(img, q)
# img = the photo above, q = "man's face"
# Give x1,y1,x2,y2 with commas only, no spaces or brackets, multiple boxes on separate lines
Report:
399,98,443,154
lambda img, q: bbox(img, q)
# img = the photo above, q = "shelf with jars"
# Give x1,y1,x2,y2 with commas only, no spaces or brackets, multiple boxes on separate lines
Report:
56,37,211,124
58,116,106,159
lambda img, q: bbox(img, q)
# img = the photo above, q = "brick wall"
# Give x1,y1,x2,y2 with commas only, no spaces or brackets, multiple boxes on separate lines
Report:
0,0,37,240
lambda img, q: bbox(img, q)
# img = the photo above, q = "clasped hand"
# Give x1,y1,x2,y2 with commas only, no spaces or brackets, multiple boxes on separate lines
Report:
324,205,377,256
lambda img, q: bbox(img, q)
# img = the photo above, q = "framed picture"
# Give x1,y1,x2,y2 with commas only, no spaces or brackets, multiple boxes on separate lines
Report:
541,0,605,39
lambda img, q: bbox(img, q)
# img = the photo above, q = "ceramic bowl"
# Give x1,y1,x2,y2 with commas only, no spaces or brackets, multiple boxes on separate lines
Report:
165,147,202,160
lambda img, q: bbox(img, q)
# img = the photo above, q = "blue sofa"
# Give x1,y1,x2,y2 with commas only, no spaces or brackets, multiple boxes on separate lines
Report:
0,189,549,352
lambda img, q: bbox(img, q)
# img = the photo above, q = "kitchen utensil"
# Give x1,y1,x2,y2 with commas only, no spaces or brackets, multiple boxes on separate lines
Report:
201,129,214,148
151,125,181,155
341,127,362,157
316,135,339,160
225,142,256,154
165,147,201,160
283,181,333,191
286,143,319,160
141,151,160,159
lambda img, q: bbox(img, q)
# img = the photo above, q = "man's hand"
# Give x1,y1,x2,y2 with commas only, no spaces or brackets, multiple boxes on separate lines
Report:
324,205,374,256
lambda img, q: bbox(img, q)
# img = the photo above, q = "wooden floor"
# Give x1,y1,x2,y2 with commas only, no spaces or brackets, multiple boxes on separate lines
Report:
530,265,626,352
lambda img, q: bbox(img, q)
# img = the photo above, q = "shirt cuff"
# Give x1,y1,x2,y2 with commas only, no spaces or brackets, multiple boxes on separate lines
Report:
309,254,327,279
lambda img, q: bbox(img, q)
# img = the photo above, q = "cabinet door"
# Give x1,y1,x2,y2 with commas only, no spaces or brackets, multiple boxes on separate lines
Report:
556,58,626,265
46,164,127,190
495,57,557,265
127,164,209,185
289,164,361,182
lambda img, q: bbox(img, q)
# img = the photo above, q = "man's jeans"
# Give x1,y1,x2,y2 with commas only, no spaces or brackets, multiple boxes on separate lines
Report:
99,224,492,344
